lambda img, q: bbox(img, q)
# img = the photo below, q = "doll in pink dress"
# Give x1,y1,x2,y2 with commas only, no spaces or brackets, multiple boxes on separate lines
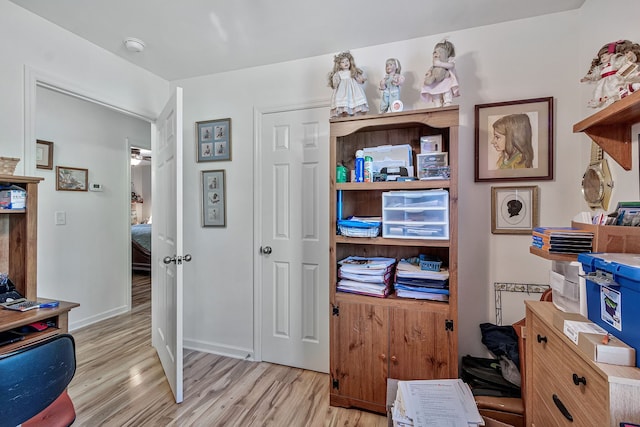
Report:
421,39,459,108
328,51,369,118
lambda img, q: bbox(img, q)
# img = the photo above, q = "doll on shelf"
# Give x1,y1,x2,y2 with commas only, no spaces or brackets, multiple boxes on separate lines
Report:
328,51,369,118
379,58,405,113
580,40,639,108
615,42,640,101
420,39,459,108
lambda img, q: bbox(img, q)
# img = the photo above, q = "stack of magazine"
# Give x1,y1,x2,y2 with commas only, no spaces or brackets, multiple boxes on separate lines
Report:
394,259,449,301
337,256,396,297
531,227,594,254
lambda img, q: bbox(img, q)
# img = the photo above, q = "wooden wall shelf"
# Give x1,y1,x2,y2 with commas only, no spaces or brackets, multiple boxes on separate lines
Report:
573,90,640,171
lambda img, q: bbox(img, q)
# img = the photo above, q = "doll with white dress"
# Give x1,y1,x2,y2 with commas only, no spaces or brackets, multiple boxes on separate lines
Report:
421,39,459,108
580,40,637,108
379,58,405,113
328,51,369,118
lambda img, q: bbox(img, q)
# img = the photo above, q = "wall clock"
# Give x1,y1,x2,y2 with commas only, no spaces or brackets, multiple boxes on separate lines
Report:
582,142,613,210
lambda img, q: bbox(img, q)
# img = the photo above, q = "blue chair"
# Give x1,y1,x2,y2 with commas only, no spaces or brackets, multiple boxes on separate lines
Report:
0,334,76,427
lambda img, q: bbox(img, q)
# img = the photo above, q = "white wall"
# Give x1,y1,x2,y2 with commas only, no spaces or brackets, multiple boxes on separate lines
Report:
175,0,640,360
0,0,167,329
4,0,640,365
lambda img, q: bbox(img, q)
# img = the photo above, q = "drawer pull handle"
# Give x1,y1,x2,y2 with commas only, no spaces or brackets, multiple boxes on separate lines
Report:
537,334,547,343
552,394,573,422
572,373,587,386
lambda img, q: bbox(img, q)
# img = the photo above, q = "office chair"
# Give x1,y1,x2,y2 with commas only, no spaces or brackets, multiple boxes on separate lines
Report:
0,334,77,427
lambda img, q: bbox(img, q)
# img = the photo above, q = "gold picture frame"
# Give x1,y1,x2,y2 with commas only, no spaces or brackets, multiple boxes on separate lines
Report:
56,166,88,191
491,186,539,234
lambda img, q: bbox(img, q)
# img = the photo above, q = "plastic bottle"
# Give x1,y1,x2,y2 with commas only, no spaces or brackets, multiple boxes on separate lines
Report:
354,150,364,182
364,156,373,182
336,164,347,183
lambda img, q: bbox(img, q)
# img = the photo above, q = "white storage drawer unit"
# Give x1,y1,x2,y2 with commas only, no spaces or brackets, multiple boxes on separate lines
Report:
382,190,449,239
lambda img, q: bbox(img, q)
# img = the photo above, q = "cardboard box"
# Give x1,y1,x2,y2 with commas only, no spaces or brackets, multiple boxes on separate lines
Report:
552,310,607,344
578,332,636,366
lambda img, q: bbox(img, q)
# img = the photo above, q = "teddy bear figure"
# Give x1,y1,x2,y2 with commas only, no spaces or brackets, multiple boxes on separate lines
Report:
421,39,459,108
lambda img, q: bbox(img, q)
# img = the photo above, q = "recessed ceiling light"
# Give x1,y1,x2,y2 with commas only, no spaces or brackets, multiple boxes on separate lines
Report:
124,37,145,53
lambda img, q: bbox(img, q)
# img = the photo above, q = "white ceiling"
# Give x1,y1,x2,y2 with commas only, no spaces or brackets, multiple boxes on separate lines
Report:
11,0,585,81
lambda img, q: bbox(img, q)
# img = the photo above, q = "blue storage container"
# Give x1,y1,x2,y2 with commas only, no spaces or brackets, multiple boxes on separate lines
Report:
578,252,640,367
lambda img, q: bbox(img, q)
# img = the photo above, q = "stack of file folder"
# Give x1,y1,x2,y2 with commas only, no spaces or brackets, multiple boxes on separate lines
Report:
337,256,396,298
394,258,449,301
531,226,594,254
390,379,483,427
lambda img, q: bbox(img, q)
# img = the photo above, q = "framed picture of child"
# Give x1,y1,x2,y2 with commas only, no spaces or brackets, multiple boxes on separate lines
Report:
196,118,231,162
474,97,553,182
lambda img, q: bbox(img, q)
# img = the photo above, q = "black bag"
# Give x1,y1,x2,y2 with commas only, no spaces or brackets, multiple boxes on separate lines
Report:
460,355,521,398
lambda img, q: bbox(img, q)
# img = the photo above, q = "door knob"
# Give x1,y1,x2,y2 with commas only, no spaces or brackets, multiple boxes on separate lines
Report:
183,254,192,262
163,256,176,264
260,246,273,255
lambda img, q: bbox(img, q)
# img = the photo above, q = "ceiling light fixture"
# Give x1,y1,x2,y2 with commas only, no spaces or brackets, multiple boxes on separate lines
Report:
124,37,145,53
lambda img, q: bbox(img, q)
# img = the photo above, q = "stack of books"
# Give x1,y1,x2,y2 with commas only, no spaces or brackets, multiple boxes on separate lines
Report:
394,259,449,301
337,256,396,297
531,227,594,254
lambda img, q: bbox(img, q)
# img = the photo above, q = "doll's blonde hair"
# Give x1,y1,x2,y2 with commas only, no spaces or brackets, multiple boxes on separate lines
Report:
385,58,402,74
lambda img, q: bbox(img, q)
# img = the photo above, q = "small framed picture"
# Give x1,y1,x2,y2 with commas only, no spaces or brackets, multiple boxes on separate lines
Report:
36,140,54,170
56,166,88,191
201,169,226,227
475,97,553,182
491,186,539,234
196,118,231,162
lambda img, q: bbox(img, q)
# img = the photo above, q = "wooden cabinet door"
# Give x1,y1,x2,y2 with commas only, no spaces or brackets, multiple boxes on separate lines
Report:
330,300,388,410
389,307,453,380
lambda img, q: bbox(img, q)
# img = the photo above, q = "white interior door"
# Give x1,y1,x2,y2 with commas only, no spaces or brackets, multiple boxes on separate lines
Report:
259,106,329,373
151,87,184,403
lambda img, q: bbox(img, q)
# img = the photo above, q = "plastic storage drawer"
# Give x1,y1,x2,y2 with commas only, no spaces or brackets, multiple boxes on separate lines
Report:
382,190,449,239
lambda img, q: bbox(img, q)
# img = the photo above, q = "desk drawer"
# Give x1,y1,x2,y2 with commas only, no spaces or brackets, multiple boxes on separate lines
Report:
529,314,608,427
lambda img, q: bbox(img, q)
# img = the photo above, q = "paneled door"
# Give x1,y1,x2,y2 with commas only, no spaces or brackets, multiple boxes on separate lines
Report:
259,106,329,372
151,87,185,403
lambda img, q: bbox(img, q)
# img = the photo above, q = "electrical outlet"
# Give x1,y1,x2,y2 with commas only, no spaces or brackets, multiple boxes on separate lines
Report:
55,211,66,225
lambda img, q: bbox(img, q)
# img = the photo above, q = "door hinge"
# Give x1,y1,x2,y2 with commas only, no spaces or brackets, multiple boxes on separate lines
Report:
332,378,339,389
445,319,454,331
332,304,339,316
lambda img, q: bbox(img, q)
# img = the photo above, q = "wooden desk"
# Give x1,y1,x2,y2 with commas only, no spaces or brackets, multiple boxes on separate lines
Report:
0,300,79,354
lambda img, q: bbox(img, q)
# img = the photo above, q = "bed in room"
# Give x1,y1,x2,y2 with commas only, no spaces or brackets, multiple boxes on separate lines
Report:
131,223,151,272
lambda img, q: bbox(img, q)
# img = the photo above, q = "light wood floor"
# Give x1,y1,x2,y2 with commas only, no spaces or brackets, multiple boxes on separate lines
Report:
68,274,387,426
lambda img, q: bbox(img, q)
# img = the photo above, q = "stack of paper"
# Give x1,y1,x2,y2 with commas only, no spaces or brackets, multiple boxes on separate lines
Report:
531,227,594,254
337,256,396,297
394,259,449,301
391,379,484,427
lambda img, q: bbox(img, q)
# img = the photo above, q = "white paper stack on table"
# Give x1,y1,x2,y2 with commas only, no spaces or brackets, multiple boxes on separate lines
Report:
394,259,450,301
337,256,396,298
391,379,484,427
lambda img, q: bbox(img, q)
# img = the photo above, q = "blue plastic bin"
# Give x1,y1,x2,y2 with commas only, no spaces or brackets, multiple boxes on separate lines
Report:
578,252,640,367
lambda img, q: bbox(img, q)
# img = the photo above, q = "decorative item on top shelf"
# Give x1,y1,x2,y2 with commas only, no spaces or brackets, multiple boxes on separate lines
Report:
36,140,54,170
196,118,231,162
379,58,404,114
421,38,459,108
580,39,640,108
491,186,539,234
56,166,87,191
475,97,553,182
328,51,368,118
201,169,226,227
0,157,20,175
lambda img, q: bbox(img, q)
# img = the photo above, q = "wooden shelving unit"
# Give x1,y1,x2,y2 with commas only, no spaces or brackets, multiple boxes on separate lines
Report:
573,90,640,171
328,107,459,414
0,174,78,352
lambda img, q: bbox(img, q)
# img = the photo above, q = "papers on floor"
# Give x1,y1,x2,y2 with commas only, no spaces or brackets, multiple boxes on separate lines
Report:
394,259,450,301
391,379,484,427
337,256,396,298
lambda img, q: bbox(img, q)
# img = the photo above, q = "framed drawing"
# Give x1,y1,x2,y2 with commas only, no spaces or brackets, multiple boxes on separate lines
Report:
201,169,226,227
196,118,231,162
475,97,553,182
491,186,539,234
56,166,88,191
36,140,54,170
